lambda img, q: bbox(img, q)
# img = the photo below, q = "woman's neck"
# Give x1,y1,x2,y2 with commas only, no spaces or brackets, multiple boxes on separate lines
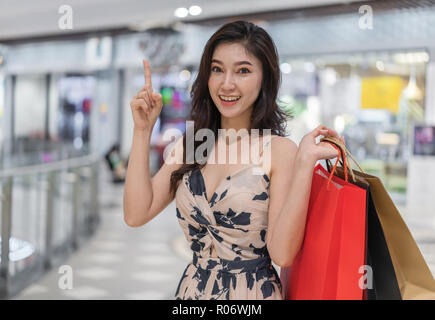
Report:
219,108,253,133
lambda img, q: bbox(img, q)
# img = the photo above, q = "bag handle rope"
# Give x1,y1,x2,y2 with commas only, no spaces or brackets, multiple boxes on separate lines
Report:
320,136,365,188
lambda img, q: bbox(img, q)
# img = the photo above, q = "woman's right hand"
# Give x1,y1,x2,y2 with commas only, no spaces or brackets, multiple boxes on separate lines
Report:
129,59,163,132
298,125,345,163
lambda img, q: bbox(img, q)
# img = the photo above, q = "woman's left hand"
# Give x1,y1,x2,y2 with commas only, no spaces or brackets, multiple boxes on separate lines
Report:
298,125,345,163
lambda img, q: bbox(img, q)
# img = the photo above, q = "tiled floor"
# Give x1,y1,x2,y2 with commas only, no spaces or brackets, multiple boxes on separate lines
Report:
11,167,190,300
10,166,435,300
396,205,435,278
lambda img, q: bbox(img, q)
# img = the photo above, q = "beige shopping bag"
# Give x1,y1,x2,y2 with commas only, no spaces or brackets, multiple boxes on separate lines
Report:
353,170,435,300
322,136,435,300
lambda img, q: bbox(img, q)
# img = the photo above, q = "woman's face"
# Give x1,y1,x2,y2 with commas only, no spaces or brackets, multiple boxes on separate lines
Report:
208,42,263,122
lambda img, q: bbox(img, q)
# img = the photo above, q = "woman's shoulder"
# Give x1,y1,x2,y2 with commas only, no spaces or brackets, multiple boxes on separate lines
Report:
258,135,297,178
268,135,297,151
269,135,298,174
258,134,297,157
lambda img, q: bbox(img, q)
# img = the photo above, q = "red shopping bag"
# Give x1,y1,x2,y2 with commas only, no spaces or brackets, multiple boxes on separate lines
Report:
281,161,367,300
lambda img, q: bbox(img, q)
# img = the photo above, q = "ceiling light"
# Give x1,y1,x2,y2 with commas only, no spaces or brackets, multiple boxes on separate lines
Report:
419,52,429,63
304,62,315,73
406,53,415,64
174,7,188,18
403,66,423,100
280,62,292,74
324,68,337,86
393,53,407,64
179,70,191,81
189,5,202,16
376,60,384,71
334,115,345,134
375,133,399,146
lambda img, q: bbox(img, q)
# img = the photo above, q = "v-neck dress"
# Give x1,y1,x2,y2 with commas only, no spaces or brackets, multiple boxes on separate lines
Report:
174,136,283,300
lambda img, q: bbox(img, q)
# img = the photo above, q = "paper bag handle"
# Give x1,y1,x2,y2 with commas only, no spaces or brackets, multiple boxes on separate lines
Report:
320,136,365,186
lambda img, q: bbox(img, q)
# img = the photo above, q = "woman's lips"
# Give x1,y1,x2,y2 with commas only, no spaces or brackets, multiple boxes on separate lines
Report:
218,95,241,107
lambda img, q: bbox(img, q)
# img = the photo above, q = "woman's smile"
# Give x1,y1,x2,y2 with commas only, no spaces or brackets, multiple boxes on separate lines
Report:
218,95,242,106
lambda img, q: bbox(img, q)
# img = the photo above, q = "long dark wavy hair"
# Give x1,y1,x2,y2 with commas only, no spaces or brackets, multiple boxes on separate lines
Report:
169,20,292,197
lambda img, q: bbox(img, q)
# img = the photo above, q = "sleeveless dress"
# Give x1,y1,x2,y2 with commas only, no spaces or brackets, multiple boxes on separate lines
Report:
174,136,283,300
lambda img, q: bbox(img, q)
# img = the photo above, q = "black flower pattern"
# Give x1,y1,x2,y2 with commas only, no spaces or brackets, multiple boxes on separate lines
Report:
174,136,282,300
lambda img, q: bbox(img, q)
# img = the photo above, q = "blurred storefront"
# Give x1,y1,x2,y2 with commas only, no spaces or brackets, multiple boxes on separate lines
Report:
1,0,435,299
276,50,428,203
0,36,119,168
264,2,435,205
176,2,435,205
1,1,435,200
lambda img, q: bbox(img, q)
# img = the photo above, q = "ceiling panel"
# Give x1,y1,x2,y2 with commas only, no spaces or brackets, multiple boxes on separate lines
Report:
0,0,362,41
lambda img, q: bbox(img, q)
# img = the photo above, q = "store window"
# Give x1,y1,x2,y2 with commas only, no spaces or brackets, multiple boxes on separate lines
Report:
0,71,4,152
57,75,95,155
280,50,428,200
13,74,47,155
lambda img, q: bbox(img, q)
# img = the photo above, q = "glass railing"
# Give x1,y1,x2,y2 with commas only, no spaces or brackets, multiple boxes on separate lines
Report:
0,153,101,299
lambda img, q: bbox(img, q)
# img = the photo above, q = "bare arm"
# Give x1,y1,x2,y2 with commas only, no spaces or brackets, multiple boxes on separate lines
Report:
123,130,183,227
123,128,152,227
266,146,316,267
267,125,343,266
123,59,182,227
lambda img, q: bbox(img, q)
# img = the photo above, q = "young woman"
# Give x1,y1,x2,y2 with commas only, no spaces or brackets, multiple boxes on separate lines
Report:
123,20,344,300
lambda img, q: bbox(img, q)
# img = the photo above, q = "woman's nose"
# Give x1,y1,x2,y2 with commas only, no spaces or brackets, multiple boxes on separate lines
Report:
221,73,236,90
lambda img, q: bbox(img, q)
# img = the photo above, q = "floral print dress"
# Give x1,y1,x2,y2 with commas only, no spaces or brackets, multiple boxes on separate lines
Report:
174,136,283,300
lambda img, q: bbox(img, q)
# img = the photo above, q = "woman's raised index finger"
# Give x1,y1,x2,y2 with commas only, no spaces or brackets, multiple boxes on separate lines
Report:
143,59,152,87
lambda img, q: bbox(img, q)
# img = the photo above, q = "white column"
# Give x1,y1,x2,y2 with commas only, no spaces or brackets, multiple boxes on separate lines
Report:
424,52,435,124
2,75,13,157
406,50,435,212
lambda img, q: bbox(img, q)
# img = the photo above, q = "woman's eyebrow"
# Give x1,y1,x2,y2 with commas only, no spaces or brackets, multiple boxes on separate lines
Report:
211,59,253,66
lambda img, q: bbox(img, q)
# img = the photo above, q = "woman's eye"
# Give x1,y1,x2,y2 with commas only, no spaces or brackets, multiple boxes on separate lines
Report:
211,66,221,72
239,68,250,74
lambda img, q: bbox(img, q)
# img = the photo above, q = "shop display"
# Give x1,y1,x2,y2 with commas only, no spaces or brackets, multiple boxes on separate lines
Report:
282,50,427,196
104,144,127,183
150,73,193,167
58,75,95,150
360,76,404,114
413,125,435,156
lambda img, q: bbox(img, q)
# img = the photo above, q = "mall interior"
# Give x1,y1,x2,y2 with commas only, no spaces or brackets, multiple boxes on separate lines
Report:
0,0,435,300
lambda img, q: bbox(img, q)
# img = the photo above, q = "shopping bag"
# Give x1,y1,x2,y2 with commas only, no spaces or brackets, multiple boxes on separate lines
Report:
353,170,435,299
322,136,435,300
281,146,367,300
322,136,401,299
332,165,402,300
